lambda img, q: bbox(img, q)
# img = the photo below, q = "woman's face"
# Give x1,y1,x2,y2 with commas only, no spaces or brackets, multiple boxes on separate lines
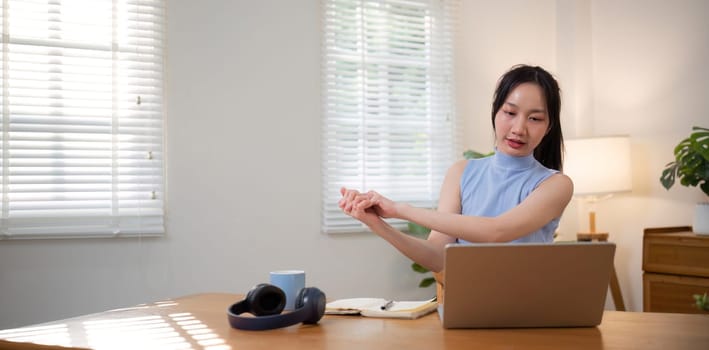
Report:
494,82,550,157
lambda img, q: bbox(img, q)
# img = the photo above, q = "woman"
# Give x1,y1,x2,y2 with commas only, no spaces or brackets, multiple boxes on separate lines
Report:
339,65,573,274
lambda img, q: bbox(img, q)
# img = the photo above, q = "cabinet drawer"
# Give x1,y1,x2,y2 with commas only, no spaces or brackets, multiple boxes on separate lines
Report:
643,273,709,313
643,232,709,277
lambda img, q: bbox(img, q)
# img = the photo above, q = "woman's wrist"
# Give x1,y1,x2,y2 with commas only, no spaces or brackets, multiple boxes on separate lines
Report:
395,202,412,221
365,215,391,234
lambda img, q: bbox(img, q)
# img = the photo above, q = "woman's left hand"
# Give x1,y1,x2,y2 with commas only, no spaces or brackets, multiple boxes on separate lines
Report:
339,187,385,225
339,187,403,220
360,190,399,219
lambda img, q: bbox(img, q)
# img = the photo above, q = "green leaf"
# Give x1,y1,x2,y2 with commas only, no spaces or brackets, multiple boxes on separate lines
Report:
690,126,709,158
419,277,436,288
411,262,430,273
407,222,431,238
463,150,494,159
660,162,677,190
693,292,709,311
701,181,709,197
673,137,692,158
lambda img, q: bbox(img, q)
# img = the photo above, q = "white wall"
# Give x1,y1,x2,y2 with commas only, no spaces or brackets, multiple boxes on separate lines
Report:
457,0,558,153
1,0,707,329
586,0,709,311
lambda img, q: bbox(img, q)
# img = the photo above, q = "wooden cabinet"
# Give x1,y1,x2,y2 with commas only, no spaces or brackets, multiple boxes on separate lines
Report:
643,226,709,313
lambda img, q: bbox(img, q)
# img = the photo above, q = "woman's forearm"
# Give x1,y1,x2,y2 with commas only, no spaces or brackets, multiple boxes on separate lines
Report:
366,218,446,272
396,204,504,243
342,173,570,261
394,175,572,243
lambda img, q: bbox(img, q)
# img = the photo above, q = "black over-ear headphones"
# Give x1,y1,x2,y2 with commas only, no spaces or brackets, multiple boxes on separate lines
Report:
227,283,326,331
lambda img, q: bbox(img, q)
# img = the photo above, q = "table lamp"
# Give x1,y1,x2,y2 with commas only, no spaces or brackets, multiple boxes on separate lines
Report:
564,135,632,311
564,135,632,240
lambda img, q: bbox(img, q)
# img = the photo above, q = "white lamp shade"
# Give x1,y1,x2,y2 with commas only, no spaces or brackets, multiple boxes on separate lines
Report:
564,136,632,196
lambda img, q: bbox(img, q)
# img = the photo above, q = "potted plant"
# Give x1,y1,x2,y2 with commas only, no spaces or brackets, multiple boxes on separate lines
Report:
694,292,709,312
660,126,709,234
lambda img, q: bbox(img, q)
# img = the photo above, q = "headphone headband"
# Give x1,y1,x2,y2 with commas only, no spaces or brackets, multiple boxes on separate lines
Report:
227,285,326,331
228,303,309,330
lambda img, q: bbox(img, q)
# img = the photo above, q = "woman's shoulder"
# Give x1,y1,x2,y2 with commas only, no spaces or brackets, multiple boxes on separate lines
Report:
459,155,494,176
538,172,574,195
450,158,470,171
450,157,488,174
444,159,469,180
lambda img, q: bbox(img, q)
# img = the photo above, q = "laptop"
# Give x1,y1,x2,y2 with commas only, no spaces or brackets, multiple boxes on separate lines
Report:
439,242,615,329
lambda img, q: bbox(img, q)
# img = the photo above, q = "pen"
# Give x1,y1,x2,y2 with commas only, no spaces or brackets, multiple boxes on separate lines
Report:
380,300,394,311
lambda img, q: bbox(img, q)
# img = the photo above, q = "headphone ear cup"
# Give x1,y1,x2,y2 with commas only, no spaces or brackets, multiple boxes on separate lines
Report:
295,287,326,324
247,284,286,316
294,288,306,309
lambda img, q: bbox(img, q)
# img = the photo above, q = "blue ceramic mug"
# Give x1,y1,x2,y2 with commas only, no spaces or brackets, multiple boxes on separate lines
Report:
269,270,306,311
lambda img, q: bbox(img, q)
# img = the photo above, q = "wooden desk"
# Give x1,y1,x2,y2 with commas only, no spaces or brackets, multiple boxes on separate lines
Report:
1,293,708,350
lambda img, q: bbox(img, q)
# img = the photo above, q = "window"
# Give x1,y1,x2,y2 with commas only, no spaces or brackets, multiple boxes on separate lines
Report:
321,0,458,233
0,0,165,239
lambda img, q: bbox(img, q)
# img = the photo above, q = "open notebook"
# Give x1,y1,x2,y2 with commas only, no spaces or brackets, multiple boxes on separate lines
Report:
326,297,437,319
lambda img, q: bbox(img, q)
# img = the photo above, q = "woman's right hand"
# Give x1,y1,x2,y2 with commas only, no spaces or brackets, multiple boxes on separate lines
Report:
339,188,401,219
361,190,400,219
339,187,386,226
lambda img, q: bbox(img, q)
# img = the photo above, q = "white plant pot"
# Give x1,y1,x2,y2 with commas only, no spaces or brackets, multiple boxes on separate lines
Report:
694,203,709,235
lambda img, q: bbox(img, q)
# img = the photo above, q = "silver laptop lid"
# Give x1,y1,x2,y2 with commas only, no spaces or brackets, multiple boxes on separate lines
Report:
441,242,615,329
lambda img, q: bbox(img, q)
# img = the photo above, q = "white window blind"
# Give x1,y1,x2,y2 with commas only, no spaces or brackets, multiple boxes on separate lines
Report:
321,0,459,233
0,0,165,239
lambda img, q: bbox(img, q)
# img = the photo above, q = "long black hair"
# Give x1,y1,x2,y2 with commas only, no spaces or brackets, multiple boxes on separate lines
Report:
491,65,564,171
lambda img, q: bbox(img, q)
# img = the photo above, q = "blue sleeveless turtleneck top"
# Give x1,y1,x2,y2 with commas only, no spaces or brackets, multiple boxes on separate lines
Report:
458,151,559,243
